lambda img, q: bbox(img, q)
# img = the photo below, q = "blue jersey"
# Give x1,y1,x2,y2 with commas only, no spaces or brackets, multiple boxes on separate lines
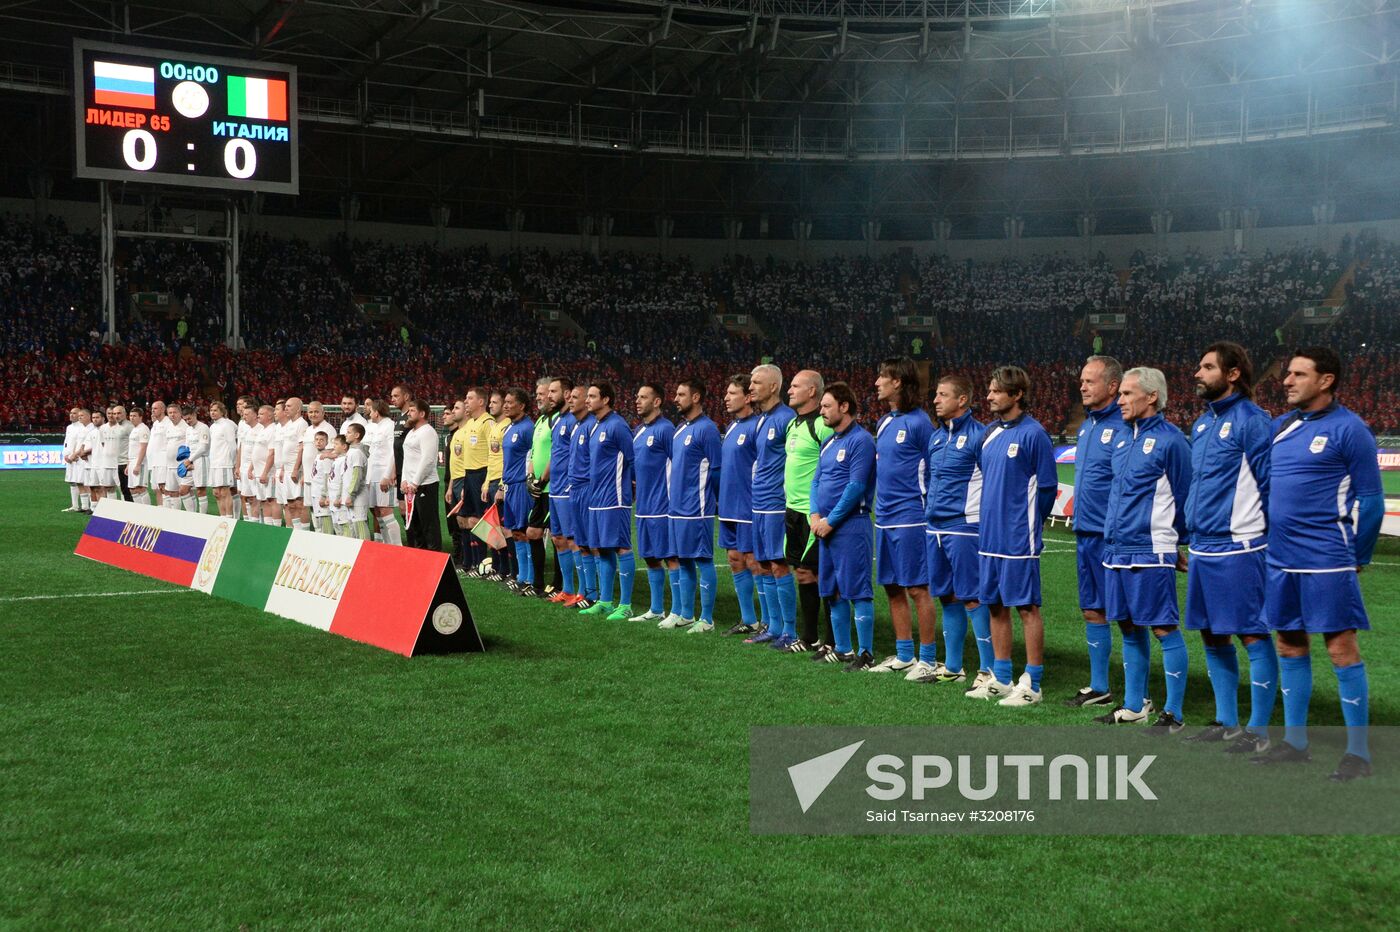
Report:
548,412,578,495
874,407,933,527
587,411,634,508
1185,392,1270,549
1073,403,1126,535
811,423,876,523
502,416,534,485
925,410,987,531
1268,403,1383,571
1102,412,1192,555
719,413,759,521
975,413,1058,557
751,403,795,513
568,414,597,494
669,414,722,518
632,416,674,518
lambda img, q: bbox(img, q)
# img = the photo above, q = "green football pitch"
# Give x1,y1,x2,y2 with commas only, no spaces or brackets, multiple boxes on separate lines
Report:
2,470,1398,927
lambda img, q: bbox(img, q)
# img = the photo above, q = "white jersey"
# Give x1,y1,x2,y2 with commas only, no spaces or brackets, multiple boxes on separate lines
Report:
302,422,331,480
185,420,211,466
82,423,100,462
281,416,308,475
401,422,440,488
127,423,150,470
365,417,395,478
250,423,273,479
339,412,369,440
308,451,330,503
236,420,256,472
111,421,132,466
94,424,119,469
147,418,168,471
208,417,236,468
270,421,290,469
163,417,185,468
328,454,346,507
344,447,370,506
63,421,83,459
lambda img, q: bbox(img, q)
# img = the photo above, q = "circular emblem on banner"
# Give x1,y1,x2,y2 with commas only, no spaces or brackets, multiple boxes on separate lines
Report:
196,521,231,589
432,602,463,635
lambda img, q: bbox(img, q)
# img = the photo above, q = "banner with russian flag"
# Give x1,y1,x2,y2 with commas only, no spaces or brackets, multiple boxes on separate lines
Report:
75,499,482,657
227,74,288,122
93,60,156,110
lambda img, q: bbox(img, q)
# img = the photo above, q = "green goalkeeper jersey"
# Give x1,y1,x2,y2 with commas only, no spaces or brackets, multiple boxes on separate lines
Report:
529,410,558,481
784,409,832,513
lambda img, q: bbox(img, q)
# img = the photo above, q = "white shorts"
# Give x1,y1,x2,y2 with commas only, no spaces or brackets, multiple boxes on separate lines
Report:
256,475,276,501
302,484,317,508
91,467,118,489
65,461,81,483
369,478,396,509
208,467,235,489
164,467,183,494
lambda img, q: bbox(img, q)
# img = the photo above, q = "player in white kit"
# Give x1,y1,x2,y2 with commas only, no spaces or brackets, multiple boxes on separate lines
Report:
80,409,103,504
342,424,372,540
62,407,85,512
179,407,211,513
125,408,150,502
298,401,330,530
161,402,187,507
365,400,401,545
145,401,168,507
327,437,349,535
234,403,259,520
89,409,119,501
207,401,238,516
279,398,309,530
308,430,334,533
253,404,279,524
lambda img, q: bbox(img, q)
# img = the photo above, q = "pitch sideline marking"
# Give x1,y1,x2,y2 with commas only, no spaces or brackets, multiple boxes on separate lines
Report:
0,589,194,603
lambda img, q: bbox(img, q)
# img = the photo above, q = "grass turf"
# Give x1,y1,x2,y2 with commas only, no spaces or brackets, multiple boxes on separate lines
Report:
2,470,1398,928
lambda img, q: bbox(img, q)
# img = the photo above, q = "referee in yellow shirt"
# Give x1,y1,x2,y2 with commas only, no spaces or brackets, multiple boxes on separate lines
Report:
457,387,494,576
483,390,513,581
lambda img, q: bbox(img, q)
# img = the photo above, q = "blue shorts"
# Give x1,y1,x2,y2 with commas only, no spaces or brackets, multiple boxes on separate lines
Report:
636,516,672,560
978,555,1042,607
588,507,632,551
818,519,873,601
753,511,787,563
1103,551,1178,627
670,516,714,560
719,518,753,554
570,497,591,547
502,483,532,531
1266,566,1370,634
549,494,571,538
876,525,927,588
1076,532,1107,612
1186,545,1268,635
927,530,979,602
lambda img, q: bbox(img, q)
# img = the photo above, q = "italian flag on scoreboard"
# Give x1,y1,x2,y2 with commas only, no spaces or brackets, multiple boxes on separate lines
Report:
75,499,481,656
227,74,288,122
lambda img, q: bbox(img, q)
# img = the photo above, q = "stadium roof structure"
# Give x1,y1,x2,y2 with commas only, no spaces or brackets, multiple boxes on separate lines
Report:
3,0,1400,238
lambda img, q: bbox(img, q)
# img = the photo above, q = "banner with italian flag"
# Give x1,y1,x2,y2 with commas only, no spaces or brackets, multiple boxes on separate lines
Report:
76,499,482,656
227,74,289,122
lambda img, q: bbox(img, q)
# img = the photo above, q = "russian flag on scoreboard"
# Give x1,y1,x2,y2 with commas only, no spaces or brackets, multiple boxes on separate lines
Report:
227,75,288,122
75,513,207,586
93,61,156,110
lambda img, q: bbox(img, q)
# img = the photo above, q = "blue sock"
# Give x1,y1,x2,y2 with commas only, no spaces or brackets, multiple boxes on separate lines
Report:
1335,662,1369,761
854,600,875,655
667,567,681,614
597,551,617,604
1025,663,1043,693
698,561,718,622
559,549,576,595
829,600,852,654
646,566,666,615
754,574,772,627
1157,629,1188,718
1280,654,1313,750
969,604,994,672
514,541,531,583
776,574,798,638
1204,643,1240,728
1245,638,1279,735
676,558,697,621
918,640,938,665
1087,621,1112,693
761,575,780,630
941,602,967,672
1122,626,1150,713
618,551,635,605
992,658,1013,686
895,639,915,663
733,569,756,624
580,553,599,600
574,552,587,595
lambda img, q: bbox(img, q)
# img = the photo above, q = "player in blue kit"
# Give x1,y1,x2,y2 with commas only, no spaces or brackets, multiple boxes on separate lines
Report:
921,374,990,686
718,375,762,635
545,378,579,604
966,366,1058,707
661,379,723,631
747,363,797,645
567,386,601,608
1255,347,1383,781
809,382,877,671
1066,355,1127,709
497,388,537,596
580,383,636,620
1182,343,1279,751
629,382,679,624
1095,367,1192,731
869,357,936,674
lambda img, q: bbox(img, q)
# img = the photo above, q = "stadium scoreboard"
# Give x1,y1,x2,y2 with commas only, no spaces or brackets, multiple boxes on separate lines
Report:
73,40,298,194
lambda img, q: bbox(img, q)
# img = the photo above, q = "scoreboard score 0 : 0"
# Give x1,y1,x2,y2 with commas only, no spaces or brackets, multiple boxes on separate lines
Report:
73,39,298,194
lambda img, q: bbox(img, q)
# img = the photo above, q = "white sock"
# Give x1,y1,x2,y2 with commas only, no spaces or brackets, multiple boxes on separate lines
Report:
79,493,91,510
198,497,210,514
164,496,180,509
180,494,195,512
263,516,281,526
292,519,309,531
70,487,81,509
381,521,402,546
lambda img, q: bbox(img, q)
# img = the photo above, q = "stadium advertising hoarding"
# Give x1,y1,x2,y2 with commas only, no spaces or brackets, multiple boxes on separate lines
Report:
74,498,482,655
1,444,65,469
